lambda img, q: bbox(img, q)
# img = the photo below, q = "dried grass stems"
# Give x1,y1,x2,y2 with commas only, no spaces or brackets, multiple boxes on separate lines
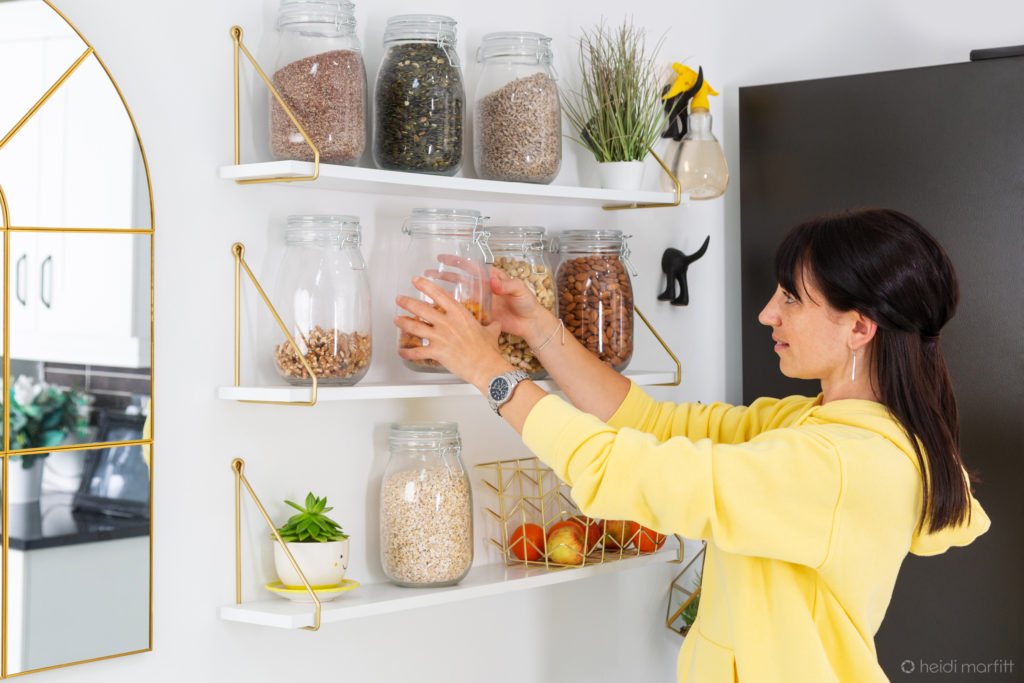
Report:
562,19,665,163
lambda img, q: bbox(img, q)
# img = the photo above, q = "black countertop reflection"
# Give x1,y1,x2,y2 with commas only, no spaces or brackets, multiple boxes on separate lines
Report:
8,493,149,551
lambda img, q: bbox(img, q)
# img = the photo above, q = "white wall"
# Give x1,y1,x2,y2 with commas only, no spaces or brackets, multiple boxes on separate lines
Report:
38,0,1023,681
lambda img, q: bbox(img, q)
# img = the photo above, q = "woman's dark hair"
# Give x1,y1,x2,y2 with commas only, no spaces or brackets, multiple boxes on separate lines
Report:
774,208,970,533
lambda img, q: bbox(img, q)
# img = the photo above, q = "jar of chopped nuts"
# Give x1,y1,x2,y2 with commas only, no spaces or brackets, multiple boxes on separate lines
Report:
397,208,492,374
380,422,473,587
271,0,367,165
474,32,561,184
488,226,555,378
263,215,372,386
553,230,636,371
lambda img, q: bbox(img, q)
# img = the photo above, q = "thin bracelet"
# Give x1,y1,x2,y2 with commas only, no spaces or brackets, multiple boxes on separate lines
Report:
533,319,565,352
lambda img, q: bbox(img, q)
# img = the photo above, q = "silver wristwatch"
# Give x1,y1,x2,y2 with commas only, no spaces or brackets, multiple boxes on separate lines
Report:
486,370,530,415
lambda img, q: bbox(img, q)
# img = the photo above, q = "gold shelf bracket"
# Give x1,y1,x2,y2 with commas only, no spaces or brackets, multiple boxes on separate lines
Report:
602,147,683,211
634,305,681,386
233,242,319,405
230,25,320,184
233,458,322,630
665,541,705,637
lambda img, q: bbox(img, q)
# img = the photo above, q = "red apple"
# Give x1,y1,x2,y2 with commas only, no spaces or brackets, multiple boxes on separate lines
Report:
546,524,585,565
601,520,639,549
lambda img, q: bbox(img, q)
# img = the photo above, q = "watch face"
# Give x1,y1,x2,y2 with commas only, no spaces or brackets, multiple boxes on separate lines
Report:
489,377,510,402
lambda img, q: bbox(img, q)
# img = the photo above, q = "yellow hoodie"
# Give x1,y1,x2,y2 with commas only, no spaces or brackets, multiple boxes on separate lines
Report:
522,383,989,682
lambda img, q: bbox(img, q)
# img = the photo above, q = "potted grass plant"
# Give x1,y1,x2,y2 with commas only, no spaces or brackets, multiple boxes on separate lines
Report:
272,492,350,588
562,18,665,190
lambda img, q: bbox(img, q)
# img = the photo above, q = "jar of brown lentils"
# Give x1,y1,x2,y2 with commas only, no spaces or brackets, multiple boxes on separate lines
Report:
488,226,555,378
553,230,635,371
263,215,371,386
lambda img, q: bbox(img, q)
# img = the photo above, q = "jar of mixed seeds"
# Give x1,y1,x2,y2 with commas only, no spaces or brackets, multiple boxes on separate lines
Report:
396,208,491,373
488,226,555,378
380,422,473,587
553,230,635,371
270,0,366,165
262,215,371,385
474,32,561,184
373,14,464,175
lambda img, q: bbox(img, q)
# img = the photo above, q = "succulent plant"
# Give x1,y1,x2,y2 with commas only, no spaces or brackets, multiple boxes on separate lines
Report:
275,492,349,543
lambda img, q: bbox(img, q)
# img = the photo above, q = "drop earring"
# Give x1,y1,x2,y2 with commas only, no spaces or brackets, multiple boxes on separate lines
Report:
851,349,857,382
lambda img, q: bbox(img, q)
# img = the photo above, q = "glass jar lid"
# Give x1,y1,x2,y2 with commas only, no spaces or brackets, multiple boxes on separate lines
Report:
382,14,457,46
286,214,361,244
555,229,629,251
389,421,461,451
403,208,486,235
487,226,547,250
276,0,356,29
476,32,553,63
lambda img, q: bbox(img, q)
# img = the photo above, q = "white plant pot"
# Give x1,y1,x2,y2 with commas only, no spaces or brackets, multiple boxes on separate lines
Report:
273,539,349,588
597,160,645,191
5,457,45,504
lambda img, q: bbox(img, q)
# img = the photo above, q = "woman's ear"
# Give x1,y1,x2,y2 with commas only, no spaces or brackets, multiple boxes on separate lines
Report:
850,313,878,351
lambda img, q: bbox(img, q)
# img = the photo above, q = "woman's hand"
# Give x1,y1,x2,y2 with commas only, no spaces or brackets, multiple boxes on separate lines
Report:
394,276,514,391
488,268,558,346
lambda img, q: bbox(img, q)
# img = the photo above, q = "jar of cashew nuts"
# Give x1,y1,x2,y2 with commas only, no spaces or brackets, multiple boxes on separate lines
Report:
262,215,372,386
396,208,492,373
488,226,555,378
554,230,635,371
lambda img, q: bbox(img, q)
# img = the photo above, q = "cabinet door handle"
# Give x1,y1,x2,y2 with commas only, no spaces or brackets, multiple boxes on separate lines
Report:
40,254,53,308
15,253,27,306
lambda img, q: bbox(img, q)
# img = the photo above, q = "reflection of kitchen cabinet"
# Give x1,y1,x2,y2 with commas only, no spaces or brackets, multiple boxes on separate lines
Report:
10,231,151,368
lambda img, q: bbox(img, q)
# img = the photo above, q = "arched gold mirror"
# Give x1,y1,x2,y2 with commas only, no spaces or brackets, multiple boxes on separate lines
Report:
0,0,153,675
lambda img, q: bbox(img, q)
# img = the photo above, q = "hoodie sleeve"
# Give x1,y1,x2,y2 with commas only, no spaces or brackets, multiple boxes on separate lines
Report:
524,394,845,567
910,495,991,556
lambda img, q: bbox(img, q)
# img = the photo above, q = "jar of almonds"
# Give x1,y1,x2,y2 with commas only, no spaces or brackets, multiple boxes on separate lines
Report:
553,230,636,371
263,215,371,386
396,208,492,373
488,226,555,378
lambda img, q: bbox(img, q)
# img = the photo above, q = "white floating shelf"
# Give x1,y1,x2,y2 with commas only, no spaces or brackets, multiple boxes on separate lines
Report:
220,549,672,629
218,370,676,402
220,161,684,207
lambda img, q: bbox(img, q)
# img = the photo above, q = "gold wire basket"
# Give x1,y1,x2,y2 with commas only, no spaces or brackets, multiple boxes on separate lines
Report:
477,456,675,569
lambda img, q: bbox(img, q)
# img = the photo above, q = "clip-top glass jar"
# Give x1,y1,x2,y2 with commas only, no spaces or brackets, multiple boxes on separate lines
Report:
397,208,491,373
488,226,555,378
374,14,464,175
554,230,635,371
380,422,473,587
270,0,367,165
262,215,371,385
474,32,561,184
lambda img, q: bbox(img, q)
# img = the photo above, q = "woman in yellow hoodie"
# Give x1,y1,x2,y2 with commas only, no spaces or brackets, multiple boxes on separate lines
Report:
394,208,989,681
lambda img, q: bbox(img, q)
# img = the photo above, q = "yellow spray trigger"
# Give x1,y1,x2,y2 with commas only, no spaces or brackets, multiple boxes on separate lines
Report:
663,63,718,110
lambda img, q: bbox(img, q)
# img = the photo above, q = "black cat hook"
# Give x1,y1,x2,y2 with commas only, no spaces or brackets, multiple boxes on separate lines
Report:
658,236,710,306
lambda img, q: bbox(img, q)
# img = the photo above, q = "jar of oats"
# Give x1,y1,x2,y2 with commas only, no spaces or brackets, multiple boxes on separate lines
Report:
488,226,555,378
474,32,561,184
554,230,636,371
270,0,366,165
380,422,473,587
396,208,492,374
374,14,464,175
263,215,371,386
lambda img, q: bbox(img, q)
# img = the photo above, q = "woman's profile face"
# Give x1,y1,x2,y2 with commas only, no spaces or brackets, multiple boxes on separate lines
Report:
757,270,858,385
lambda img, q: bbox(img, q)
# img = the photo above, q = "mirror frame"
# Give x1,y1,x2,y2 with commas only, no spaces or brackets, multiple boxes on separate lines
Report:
0,0,154,675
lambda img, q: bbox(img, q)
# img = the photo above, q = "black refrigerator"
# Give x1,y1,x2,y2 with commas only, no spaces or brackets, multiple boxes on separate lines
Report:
739,55,1023,680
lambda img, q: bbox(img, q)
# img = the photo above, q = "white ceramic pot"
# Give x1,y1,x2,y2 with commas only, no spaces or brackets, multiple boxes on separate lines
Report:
273,539,349,588
5,457,46,504
597,160,645,191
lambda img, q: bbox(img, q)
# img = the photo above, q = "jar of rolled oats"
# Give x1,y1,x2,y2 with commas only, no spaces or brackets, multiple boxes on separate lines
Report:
396,208,492,374
553,230,636,371
263,215,371,386
380,422,473,587
488,226,555,378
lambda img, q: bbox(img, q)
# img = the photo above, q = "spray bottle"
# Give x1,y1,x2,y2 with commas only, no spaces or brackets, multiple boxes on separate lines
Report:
660,64,729,199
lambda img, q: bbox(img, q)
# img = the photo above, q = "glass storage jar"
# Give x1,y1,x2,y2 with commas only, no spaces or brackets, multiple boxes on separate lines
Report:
270,0,367,165
373,14,464,175
396,208,491,373
488,226,555,378
380,422,473,587
263,215,371,385
554,230,635,371
473,32,561,184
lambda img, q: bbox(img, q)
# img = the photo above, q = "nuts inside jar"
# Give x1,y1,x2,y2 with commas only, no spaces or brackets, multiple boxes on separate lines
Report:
274,326,371,383
492,256,555,375
556,255,633,369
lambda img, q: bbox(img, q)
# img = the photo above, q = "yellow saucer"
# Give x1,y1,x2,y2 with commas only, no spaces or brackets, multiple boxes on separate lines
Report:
265,579,359,603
